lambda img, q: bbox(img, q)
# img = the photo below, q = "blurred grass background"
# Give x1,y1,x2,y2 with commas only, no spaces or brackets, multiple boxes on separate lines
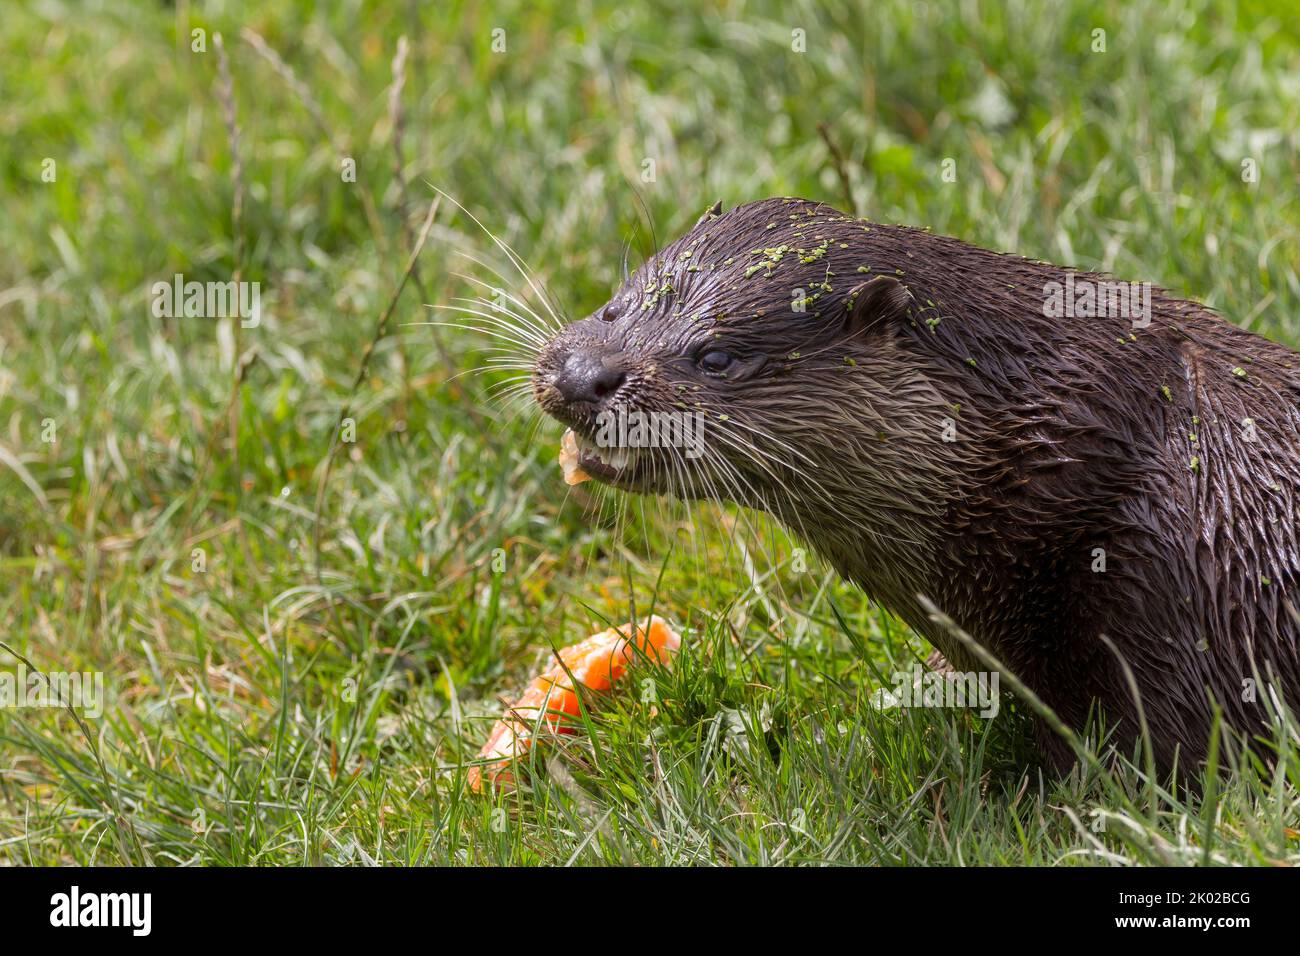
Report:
1,0,1298,865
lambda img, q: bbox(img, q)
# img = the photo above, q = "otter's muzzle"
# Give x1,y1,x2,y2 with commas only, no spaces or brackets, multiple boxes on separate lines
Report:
552,350,626,408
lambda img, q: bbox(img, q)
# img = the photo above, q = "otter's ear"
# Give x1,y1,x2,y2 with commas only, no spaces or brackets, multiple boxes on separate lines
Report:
695,200,723,228
844,275,914,336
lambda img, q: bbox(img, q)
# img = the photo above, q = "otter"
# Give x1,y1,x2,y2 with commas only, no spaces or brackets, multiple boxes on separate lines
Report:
531,197,1300,778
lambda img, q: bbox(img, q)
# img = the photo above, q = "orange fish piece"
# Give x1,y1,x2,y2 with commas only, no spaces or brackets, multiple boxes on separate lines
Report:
468,616,681,792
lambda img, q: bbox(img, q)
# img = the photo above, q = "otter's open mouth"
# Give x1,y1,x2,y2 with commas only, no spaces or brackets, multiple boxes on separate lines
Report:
563,427,646,487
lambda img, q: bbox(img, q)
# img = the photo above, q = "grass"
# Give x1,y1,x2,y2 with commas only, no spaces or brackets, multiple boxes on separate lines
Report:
2,0,1299,865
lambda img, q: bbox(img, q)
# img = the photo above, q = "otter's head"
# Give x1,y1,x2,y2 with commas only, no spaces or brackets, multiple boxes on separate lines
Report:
533,197,958,544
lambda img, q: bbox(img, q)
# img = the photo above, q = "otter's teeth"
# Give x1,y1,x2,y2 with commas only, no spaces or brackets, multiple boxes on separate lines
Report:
570,431,639,473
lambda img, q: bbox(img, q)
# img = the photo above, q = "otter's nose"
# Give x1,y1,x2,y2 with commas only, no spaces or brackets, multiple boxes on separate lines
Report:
553,351,626,406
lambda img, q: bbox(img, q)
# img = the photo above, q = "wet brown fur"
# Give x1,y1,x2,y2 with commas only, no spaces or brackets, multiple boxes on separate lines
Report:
533,197,1300,778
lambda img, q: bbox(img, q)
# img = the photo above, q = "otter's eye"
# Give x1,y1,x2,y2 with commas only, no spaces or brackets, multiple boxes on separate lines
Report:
698,350,734,374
